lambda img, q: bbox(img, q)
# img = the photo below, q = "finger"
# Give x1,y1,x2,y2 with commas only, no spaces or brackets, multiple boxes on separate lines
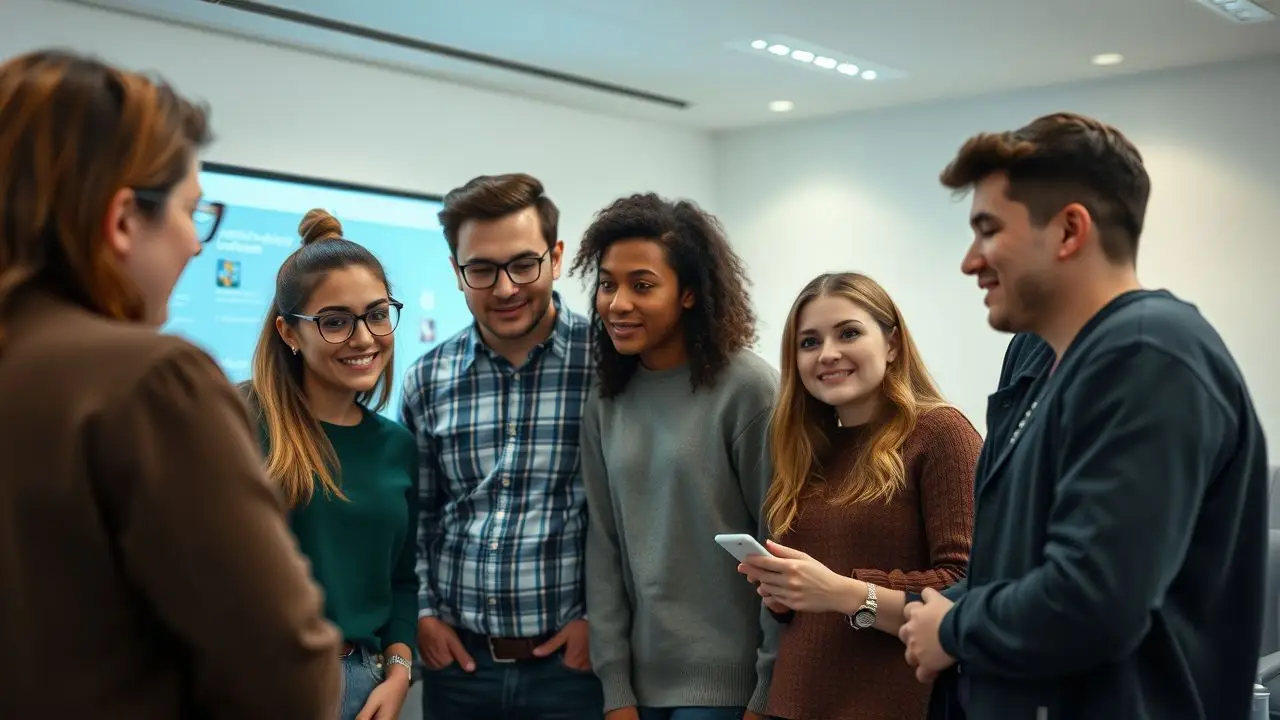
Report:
425,643,452,669
533,629,567,657
764,539,808,560
898,624,911,646
447,635,476,672
902,602,920,620
741,554,788,571
921,587,942,602
355,698,378,720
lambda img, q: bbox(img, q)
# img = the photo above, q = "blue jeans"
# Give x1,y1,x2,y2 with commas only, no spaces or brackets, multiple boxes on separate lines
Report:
637,709,747,720
420,630,603,719
340,647,383,720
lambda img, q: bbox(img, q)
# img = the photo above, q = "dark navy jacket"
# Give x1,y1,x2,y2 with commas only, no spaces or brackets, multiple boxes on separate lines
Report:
933,290,1269,720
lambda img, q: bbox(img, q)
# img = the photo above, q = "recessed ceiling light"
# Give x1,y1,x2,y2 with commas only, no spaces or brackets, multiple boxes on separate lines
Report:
836,63,859,76
768,100,795,113
1091,52,1124,66
767,44,790,56
790,50,815,63
813,56,837,70
750,39,768,50
860,70,878,80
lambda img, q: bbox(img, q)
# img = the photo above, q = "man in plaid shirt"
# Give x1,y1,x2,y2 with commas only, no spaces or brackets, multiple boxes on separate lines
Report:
402,173,602,719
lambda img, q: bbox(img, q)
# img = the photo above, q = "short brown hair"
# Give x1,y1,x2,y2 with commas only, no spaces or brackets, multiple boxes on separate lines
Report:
939,112,1150,263
0,50,212,349
438,173,559,256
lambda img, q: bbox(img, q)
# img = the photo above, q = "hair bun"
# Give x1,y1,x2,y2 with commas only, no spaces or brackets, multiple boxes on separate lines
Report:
298,209,343,245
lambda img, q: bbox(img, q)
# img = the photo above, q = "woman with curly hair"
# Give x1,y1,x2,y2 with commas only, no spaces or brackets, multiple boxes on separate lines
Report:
571,193,778,720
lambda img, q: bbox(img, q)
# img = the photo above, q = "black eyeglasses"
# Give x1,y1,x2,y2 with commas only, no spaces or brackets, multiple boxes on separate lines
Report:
290,300,404,344
134,188,226,245
458,250,549,290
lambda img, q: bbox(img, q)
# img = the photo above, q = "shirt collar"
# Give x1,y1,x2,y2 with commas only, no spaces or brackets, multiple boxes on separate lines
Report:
462,291,573,369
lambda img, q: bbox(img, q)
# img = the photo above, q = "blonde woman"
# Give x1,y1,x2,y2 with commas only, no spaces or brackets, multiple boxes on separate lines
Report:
739,272,981,720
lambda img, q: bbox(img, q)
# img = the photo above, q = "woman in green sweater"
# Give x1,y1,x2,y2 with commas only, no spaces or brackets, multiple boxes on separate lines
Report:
570,194,779,720
247,209,418,720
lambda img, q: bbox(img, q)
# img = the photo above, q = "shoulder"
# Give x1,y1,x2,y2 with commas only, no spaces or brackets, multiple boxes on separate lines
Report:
720,348,781,398
914,405,980,441
1072,291,1245,402
401,326,474,397
364,411,418,459
999,333,1054,387
907,406,983,477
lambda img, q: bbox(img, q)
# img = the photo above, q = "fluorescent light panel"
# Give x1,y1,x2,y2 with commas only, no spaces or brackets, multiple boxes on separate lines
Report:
1192,0,1275,23
748,38,881,80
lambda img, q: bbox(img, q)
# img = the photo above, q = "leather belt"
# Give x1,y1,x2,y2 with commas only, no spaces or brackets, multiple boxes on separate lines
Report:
460,628,556,663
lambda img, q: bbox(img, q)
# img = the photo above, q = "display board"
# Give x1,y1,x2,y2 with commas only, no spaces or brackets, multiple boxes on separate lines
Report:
164,163,470,417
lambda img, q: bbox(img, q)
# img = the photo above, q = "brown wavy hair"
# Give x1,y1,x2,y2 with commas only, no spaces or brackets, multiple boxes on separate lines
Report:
0,50,211,351
438,173,559,256
569,193,756,398
245,209,394,508
765,273,950,537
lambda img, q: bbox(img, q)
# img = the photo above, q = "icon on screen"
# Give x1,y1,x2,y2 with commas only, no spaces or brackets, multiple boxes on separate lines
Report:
216,259,241,288
420,318,436,344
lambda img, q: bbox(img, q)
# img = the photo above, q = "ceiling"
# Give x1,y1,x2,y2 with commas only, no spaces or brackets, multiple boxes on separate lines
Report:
72,0,1280,129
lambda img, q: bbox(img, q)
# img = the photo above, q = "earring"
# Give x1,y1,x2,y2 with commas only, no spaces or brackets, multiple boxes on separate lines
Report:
290,346,298,355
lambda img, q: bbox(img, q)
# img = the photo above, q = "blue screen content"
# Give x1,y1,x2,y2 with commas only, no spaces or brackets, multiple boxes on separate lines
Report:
162,167,472,418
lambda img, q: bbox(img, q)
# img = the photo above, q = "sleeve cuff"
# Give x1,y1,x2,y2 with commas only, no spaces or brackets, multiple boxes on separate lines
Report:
938,603,962,660
748,680,772,714
417,606,438,619
598,669,637,713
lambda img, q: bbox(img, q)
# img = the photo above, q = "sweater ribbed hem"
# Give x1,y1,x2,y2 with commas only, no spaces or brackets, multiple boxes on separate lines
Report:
633,660,758,709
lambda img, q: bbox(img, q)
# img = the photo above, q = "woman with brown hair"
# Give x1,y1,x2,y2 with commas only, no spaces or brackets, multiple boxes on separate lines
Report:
245,208,418,720
0,50,341,718
738,272,981,720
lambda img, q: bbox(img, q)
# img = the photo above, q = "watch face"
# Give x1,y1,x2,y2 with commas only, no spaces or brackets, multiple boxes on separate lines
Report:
854,609,875,628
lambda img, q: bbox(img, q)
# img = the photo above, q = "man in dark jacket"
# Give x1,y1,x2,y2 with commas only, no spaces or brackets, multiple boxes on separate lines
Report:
899,112,1269,720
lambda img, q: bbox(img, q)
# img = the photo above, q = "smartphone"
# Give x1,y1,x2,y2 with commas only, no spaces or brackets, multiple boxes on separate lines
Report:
714,533,773,563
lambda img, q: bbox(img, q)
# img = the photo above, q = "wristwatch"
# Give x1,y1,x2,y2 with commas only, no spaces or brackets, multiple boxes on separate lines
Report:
848,582,878,630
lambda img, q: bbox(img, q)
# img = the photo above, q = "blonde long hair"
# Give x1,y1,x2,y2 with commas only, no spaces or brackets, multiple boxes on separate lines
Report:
764,272,949,537
247,209,394,508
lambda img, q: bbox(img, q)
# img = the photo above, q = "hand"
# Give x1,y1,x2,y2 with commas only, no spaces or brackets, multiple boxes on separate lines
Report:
353,671,410,720
417,616,475,672
737,540,859,614
605,707,640,720
532,618,591,671
898,587,957,683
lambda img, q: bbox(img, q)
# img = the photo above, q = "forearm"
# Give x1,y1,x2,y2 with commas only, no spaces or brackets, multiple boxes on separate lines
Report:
833,576,908,636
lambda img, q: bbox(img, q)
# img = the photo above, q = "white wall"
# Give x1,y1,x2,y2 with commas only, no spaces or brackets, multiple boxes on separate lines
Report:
0,0,716,314
715,58,1280,454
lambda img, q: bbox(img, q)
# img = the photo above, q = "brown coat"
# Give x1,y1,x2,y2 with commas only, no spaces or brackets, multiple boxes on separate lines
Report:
766,406,982,720
0,291,342,719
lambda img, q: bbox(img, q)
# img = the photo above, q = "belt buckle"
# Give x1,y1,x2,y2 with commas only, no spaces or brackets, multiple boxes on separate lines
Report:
487,636,516,664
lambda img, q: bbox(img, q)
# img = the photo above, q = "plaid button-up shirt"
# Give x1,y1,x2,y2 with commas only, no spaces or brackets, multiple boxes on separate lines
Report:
400,294,594,638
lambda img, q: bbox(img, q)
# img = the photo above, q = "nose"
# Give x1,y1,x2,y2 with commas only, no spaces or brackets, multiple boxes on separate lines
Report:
608,289,634,314
960,240,985,276
348,318,376,346
818,339,841,364
491,271,518,299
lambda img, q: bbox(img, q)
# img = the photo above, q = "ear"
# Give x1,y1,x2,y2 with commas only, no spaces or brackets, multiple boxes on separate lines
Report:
1056,203,1094,260
275,316,299,354
681,289,695,309
103,187,139,261
549,240,564,282
450,256,464,292
885,326,901,364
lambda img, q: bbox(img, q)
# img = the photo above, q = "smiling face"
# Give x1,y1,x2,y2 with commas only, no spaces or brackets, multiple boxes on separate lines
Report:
452,205,561,347
595,237,694,369
960,172,1060,334
277,265,395,398
795,294,899,426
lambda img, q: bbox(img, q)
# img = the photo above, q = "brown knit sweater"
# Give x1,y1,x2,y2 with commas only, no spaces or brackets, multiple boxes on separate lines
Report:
765,406,982,720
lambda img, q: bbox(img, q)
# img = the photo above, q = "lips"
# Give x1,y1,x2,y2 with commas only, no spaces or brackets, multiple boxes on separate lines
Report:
609,321,642,340
338,352,377,369
491,301,528,317
817,369,853,383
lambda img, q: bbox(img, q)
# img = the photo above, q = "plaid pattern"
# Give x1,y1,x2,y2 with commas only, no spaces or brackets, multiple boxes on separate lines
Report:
401,294,594,638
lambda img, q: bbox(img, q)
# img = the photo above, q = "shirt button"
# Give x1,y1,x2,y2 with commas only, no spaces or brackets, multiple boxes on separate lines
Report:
502,478,511,487
495,511,505,520
490,542,499,550
488,598,497,606
507,424,516,437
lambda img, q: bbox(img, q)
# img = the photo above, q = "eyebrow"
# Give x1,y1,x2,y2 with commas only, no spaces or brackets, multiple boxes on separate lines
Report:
316,298,389,314
798,318,863,335
970,211,998,230
598,266,660,278
461,250,542,265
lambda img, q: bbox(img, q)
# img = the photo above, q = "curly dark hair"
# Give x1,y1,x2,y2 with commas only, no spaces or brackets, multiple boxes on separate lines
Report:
569,193,757,399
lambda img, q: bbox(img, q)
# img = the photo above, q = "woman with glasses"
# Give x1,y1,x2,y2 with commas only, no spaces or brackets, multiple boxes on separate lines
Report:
0,50,341,717
245,208,419,720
